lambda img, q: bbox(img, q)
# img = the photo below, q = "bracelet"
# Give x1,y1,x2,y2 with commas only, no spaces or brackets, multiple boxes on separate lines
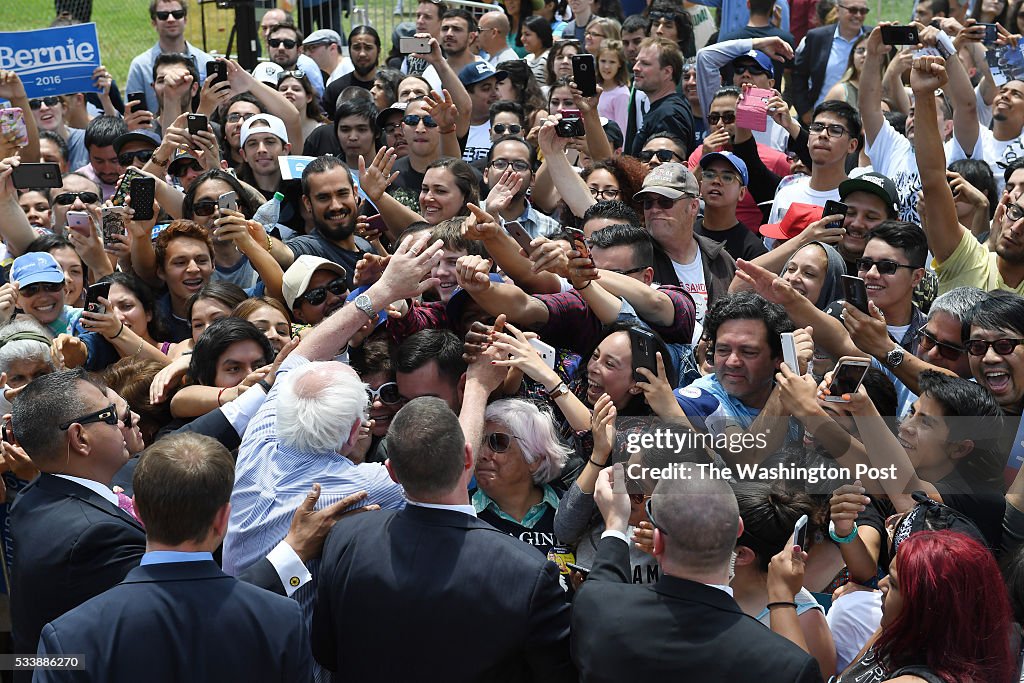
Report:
829,520,859,544
256,379,272,393
265,233,273,252
576,280,592,291
766,602,797,610
217,387,226,407
132,339,144,357
439,127,456,134
111,321,125,339
588,456,608,467
151,155,170,168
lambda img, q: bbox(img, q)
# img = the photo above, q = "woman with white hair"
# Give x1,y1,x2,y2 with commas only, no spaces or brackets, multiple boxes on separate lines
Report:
472,398,571,557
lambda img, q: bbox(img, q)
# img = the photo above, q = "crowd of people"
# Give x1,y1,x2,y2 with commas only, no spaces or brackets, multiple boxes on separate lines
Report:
5,0,1024,680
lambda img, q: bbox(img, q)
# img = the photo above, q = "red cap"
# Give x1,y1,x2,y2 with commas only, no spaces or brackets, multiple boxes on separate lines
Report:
759,203,825,240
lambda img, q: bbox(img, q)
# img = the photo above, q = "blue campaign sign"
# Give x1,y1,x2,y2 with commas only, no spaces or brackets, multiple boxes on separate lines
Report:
0,23,102,99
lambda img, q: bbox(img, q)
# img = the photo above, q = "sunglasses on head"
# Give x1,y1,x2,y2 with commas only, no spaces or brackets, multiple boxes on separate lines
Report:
171,160,203,176
492,123,523,135
638,149,679,163
965,338,1024,357
155,9,186,19
118,150,154,166
706,111,737,125
915,328,964,361
59,403,120,431
20,281,64,297
366,381,402,405
856,257,918,275
486,432,519,453
54,191,99,206
268,38,298,49
301,277,347,306
278,69,306,82
28,96,61,110
403,114,438,128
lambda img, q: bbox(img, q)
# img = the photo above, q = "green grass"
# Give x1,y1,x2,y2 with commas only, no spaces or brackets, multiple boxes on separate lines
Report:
0,0,917,90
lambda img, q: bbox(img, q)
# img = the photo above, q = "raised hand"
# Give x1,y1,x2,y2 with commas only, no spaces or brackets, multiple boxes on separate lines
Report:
424,88,458,132
454,254,494,294
0,71,26,102
910,55,948,93
734,259,802,307
358,147,398,202
829,480,870,538
463,202,502,242
483,167,523,215
635,352,681,417
371,231,443,302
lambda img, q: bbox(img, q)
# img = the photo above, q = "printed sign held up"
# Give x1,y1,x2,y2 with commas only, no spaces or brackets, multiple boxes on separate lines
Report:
0,23,102,99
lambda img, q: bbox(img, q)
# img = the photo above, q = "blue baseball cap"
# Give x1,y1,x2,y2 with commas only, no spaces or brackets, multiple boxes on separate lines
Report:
733,49,774,75
699,151,749,186
11,252,65,287
458,61,508,87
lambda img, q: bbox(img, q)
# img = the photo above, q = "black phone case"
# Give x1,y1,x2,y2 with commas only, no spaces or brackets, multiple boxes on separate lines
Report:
880,25,919,45
11,163,62,189
187,115,208,135
129,177,156,221
206,62,227,86
822,200,848,230
85,282,111,314
629,328,658,382
842,277,869,314
572,54,597,97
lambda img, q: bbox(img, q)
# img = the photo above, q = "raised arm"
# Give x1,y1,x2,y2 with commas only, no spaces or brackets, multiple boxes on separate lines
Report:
358,148,427,241
929,24,981,158
455,254,551,328
0,158,42,257
224,60,304,153
463,204,563,294
419,35,473,138
536,118,596,219
0,72,39,164
859,26,893,146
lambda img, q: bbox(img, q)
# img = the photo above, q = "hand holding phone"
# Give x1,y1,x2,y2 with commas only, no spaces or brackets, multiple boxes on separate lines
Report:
129,177,156,221
101,206,128,249
399,36,431,54
505,221,535,255
735,87,773,132
880,25,920,46
187,114,209,136
85,282,112,315
841,275,869,315
206,60,227,87
824,356,871,402
822,200,848,230
781,332,799,374
792,514,808,550
11,162,62,189
571,54,597,97
564,227,591,259
66,210,92,236
629,327,658,382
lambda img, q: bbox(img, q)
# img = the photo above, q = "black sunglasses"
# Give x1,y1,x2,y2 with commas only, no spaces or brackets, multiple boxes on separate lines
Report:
486,432,519,453
608,265,646,275
191,199,218,217
403,114,438,128
171,160,203,176
367,382,402,405
268,38,298,49
54,191,100,206
155,9,186,19
643,196,686,210
118,150,154,166
856,257,918,275
301,277,347,306
28,96,61,110
706,111,737,125
733,63,768,76
59,403,120,431
638,149,680,163
492,123,523,135
20,281,64,297
915,328,964,361
645,498,667,534
965,338,1024,357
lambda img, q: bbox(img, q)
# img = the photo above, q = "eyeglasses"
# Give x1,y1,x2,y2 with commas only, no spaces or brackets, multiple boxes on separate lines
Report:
490,159,531,172
54,191,100,205
1006,203,1024,222
278,69,306,81
839,4,870,15
19,281,65,297
585,30,606,38
733,63,768,77
226,111,258,124
643,196,691,210
28,96,61,110
645,498,667,534
403,114,438,128
268,38,298,49
492,123,523,135
965,338,1024,356
120,404,135,429
856,257,918,275
155,9,186,19
915,328,965,361
192,199,218,217
637,149,681,164
705,111,737,125
301,277,347,306
486,432,520,453
700,169,741,184
118,150,154,166
607,265,646,275
808,122,851,138
366,381,402,405
59,403,120,431
589,187,621,200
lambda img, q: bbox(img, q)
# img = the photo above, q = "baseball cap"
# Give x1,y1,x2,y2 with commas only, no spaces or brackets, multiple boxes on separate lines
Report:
168,147,200,176
839,171,899,218
759,203,824,240
113,129,161,154
699,151,749,186
303,29,342,47
240,113,289,147
733,49,774,74
458,61,508,87
12,252,65,287
633,162,700,201
375,101,409,128
251,61,284,85
283,256,348,310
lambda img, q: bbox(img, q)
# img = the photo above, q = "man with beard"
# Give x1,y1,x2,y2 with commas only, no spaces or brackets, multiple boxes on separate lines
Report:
283,256,349,325
482,136,559,238
285,155,374,287
260,9,323,96
267,23,326,100
321,26,381,121
75,116,127,202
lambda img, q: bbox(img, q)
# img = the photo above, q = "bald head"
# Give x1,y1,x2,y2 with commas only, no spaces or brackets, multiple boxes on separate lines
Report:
276,361,367,453
479,11,510,52
480,11,510,35
652,475,739,574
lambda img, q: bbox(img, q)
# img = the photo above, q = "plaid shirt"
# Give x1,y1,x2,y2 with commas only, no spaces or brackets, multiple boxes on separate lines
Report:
386,300,447,346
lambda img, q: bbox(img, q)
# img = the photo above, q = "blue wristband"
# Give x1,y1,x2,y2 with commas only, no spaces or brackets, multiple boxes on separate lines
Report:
829,520,858,544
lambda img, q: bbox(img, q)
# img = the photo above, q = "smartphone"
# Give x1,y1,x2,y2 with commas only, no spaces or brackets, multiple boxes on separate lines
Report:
127,92,146,110
841,274,869,315
781,332,799,374
365,213,386,235
825,356,871,402
11,162,62,189
792,513,808,549
529,338,557,370
735,87,773,132
129,177,156,221
564,227,591,259
187,113,209,136
217,190,238,214
0,108,28,148
978,22,999,46
565,562,590,576
85,281,111,315
822,199,848,231
399,36,431,54
206,60,227,87
505,220,534,255
101,206,128,248
629,327,658,382
112,167,145,206
880,25,920,46
571,54,597,97
66,210,91,236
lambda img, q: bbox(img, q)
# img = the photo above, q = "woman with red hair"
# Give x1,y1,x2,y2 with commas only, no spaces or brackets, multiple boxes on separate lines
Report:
835,531,1015,683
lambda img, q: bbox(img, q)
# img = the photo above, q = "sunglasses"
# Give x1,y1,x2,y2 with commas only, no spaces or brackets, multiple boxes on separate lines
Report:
607,265,646,275
486,432,520,453
278,69,306,82
643,196,688,210
367,381,402,405
118,150,154,166
706,111,737,125
733,63,769,77
192,199,219,217
916,328,964,361
155,9,186,19
638,149,680,163
28,96,61,110
839,4,870,14
492,123,523,135
171,160,203,176
268,38,298,49
403,114,438,128
965,338,1024,357
121,404,135,429
59,403,120,431
20,281,64,297
645,498,667,534
301,277,347,306
226,111,258,124
54,191,100,206
856,257,918,275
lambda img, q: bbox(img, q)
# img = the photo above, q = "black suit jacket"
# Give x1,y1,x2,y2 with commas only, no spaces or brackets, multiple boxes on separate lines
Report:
792,24,838,118
34,560,311,683
9,473,285,678
571,537,824,683
311,505,574,682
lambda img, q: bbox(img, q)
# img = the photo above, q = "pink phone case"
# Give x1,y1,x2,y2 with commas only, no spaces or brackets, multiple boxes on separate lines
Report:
735,88,773,133
0,108,29,148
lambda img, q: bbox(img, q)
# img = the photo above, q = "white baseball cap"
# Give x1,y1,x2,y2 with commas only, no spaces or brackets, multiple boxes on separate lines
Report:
251,61,284,85
240,113,289,147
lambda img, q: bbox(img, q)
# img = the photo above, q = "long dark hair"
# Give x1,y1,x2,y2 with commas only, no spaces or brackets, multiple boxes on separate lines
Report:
187,317,274,387
97,272,168,343
182,169,261,220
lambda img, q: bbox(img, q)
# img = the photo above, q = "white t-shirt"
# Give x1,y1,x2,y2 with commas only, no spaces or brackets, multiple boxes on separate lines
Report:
949,124,1024,195
671,245,707,344
826,589,883,673
886,322,911,344
463,122,493,163
767,175,841,226
753,119,790,153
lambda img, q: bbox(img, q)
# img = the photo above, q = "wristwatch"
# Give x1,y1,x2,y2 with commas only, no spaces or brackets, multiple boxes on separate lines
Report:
353,293,377,321
884,346,905,368
547,382,570,400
